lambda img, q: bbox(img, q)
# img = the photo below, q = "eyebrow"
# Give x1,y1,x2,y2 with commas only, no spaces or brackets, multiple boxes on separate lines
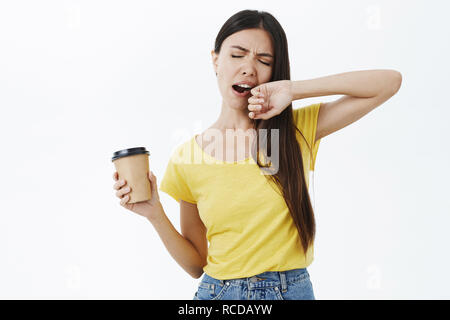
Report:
230,45,273,58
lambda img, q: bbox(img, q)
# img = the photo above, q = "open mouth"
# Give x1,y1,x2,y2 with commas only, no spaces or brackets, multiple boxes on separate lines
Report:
232,84,253,93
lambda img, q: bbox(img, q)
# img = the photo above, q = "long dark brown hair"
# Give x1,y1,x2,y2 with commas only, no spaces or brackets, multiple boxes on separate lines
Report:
214,10,316,255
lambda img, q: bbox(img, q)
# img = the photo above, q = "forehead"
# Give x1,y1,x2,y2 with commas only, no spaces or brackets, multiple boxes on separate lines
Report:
223,28,273,53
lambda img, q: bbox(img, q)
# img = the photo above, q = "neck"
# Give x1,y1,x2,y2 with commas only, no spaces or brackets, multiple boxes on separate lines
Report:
212,100,254,133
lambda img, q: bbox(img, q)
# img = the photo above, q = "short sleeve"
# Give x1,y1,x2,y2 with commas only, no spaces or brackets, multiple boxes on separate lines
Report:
159,149,197,204
292,103,322,171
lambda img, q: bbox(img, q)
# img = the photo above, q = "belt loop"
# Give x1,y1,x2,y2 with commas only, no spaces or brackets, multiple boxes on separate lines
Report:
279,271,288,293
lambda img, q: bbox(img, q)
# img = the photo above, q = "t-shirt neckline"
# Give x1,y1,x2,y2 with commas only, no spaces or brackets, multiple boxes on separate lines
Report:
193,134,254,164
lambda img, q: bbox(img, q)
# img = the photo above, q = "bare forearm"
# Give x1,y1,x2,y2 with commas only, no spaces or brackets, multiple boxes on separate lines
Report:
148,206,205,279
292,69,402,100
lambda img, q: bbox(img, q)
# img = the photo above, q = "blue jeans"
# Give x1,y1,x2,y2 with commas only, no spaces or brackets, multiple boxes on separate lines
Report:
193,268,315,300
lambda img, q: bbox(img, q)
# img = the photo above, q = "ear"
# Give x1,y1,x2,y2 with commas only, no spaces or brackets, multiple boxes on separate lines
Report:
211,50,219,74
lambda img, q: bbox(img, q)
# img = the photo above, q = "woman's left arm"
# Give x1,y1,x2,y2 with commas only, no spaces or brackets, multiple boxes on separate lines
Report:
292,69,402,142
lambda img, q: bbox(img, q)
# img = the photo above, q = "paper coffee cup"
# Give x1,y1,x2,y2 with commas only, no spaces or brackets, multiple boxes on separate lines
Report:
111,147,151,204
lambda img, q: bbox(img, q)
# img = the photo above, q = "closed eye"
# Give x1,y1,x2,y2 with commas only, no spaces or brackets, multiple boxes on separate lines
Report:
231,55,271,66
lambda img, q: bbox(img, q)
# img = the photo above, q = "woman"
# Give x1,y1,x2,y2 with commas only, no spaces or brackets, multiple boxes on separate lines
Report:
112,9,402,300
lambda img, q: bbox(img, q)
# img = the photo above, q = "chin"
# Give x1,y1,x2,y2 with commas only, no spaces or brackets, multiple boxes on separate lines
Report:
223,97,245,107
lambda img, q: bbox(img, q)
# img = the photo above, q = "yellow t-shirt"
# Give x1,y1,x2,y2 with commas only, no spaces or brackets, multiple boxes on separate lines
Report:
159,103,322,280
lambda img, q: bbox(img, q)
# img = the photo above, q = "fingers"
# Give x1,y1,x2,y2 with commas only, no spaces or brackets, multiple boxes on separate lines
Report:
248,95,265,104
248,105,266,119
113,174,131,203
148,171,157,192
113,178,126,190
148,170,156,180
248,104,263,112
251,106,277,120
250,89,264,98
112,172,134,206
116,184,131,197
248,95,266,118
120,194,129,206
249,111,258,119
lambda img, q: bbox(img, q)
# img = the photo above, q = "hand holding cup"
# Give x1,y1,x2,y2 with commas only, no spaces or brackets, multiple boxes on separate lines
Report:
111,147,162,221
113,170,162,220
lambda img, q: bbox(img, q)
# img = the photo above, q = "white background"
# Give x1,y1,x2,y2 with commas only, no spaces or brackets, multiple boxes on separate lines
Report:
0,0,449,299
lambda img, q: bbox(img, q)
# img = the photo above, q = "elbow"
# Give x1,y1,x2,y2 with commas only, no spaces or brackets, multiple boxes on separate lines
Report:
190,265,205,279
388,70,402,95
191,270,204,279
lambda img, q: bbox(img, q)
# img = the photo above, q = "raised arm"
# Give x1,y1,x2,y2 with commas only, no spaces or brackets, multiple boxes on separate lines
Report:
291,69,402,142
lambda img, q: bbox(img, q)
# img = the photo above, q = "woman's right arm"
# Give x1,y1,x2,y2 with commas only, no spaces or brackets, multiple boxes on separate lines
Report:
113,171,205,279
147,205,206,279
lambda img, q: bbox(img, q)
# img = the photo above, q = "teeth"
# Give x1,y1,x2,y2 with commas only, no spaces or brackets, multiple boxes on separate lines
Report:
236,83,252,88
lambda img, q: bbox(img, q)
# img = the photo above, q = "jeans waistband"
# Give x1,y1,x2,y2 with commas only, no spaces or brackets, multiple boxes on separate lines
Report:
201,268,309,290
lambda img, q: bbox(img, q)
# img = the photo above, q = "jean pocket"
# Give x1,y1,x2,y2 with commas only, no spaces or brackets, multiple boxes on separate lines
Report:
195,281,229,300
278,274,315,300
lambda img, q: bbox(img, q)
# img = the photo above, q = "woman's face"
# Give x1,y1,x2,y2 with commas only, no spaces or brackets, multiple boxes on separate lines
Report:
212,28,274,108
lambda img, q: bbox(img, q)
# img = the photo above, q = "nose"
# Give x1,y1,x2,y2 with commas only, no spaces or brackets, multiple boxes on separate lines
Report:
241,66,256,76
240,58,257,77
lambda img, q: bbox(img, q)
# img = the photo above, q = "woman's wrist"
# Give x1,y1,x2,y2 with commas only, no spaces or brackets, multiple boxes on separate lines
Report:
291,79,309,101
146,201,165,224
